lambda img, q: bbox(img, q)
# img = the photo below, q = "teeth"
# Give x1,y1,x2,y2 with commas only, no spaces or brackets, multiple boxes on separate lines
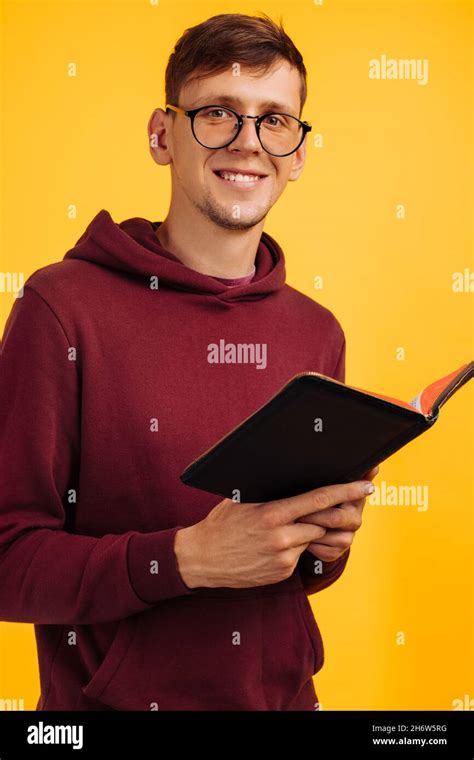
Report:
218,171,261,182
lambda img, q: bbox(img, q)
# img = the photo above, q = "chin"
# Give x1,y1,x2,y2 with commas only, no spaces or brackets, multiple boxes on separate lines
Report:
212,212,267,231
198,197,268,230
216,218,264,231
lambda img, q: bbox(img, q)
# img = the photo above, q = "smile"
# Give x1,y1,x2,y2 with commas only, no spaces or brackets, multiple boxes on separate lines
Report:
212,169,267,188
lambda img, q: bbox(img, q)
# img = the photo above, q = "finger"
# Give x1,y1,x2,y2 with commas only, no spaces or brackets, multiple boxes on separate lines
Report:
297,502,363,531
306,543,350,562
308,529,354,549
283,522,328,548
269,480,375,524
363,464,379,480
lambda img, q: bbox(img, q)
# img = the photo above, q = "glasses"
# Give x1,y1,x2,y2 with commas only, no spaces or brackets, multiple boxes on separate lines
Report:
166,103,312,157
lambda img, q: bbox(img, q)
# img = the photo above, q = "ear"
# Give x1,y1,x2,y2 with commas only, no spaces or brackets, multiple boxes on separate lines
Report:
147,108,173,166
288,136,308,181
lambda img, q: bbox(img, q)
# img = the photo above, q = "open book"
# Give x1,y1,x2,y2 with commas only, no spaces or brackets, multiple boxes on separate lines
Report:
181,361,473,502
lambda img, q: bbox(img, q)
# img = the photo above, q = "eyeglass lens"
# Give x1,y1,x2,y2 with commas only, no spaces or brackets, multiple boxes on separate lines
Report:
193,107,303,155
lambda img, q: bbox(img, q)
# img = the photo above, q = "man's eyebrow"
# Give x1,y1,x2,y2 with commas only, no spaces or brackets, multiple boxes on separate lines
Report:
187,95,297,114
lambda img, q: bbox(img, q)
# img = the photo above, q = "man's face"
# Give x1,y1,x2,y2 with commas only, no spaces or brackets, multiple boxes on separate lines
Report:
151,59,307,230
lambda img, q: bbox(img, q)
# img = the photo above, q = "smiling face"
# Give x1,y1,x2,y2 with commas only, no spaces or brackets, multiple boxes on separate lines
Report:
149,59,308,231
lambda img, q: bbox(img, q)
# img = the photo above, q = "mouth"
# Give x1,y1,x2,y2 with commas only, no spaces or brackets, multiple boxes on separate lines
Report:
212,168,268,189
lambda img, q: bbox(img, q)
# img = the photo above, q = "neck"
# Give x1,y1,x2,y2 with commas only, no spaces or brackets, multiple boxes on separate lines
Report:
155,195,263,279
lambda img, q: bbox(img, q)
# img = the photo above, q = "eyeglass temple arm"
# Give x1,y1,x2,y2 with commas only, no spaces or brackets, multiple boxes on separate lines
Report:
166,104,185,115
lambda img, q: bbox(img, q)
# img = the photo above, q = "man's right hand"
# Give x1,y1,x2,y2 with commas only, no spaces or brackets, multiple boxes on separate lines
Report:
174,479,376,589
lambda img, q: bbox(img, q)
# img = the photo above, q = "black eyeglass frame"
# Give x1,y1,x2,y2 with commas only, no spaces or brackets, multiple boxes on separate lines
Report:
165,103,312,157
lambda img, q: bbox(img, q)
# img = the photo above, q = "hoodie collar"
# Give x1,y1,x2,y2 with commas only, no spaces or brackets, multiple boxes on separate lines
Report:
64,209,286,303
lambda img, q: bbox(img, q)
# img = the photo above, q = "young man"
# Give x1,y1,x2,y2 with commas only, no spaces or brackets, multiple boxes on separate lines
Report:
0,13,378,711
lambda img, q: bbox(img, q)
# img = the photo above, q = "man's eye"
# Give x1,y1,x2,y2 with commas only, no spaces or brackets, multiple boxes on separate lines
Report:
204,108,230,119
263,115,283,127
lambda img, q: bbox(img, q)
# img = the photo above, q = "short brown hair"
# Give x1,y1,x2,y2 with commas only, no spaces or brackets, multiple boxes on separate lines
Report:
165,13,307,115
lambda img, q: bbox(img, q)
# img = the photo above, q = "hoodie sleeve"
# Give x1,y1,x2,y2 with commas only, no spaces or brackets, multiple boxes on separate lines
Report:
0,286,194,626
297,334,351,595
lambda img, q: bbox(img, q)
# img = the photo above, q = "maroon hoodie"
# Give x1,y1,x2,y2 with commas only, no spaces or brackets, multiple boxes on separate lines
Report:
0,209,350,711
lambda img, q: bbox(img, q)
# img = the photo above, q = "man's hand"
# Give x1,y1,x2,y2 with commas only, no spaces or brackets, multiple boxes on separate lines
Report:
175,474,379,589
296,465,380,562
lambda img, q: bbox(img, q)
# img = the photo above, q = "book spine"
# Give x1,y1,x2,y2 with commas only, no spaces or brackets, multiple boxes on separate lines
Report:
431,361,474,416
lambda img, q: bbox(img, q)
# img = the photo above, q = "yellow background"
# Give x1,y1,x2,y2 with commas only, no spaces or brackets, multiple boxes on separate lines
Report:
0,0,472,710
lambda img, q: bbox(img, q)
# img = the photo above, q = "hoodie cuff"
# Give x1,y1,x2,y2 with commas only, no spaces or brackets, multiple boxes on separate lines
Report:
127,527,194,604
298,547,350,595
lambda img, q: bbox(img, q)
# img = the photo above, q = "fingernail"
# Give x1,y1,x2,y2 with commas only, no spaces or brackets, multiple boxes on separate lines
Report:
363,482,375,494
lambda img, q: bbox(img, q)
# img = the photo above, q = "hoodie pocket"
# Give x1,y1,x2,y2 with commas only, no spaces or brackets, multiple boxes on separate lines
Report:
81,616,137,705
82,594,267,711
82,581,323,711
260,588,324,710
295,590,324,675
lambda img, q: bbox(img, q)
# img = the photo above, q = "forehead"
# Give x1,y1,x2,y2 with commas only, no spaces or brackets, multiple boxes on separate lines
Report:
180,60,302,114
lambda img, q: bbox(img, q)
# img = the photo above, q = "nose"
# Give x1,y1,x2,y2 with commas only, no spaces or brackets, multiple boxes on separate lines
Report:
227,117,263,153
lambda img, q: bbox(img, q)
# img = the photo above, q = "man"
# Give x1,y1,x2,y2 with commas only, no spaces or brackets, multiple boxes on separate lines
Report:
0,13,378,711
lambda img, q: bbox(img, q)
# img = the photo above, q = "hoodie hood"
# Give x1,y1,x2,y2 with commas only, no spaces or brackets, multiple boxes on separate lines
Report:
64,209,286,303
